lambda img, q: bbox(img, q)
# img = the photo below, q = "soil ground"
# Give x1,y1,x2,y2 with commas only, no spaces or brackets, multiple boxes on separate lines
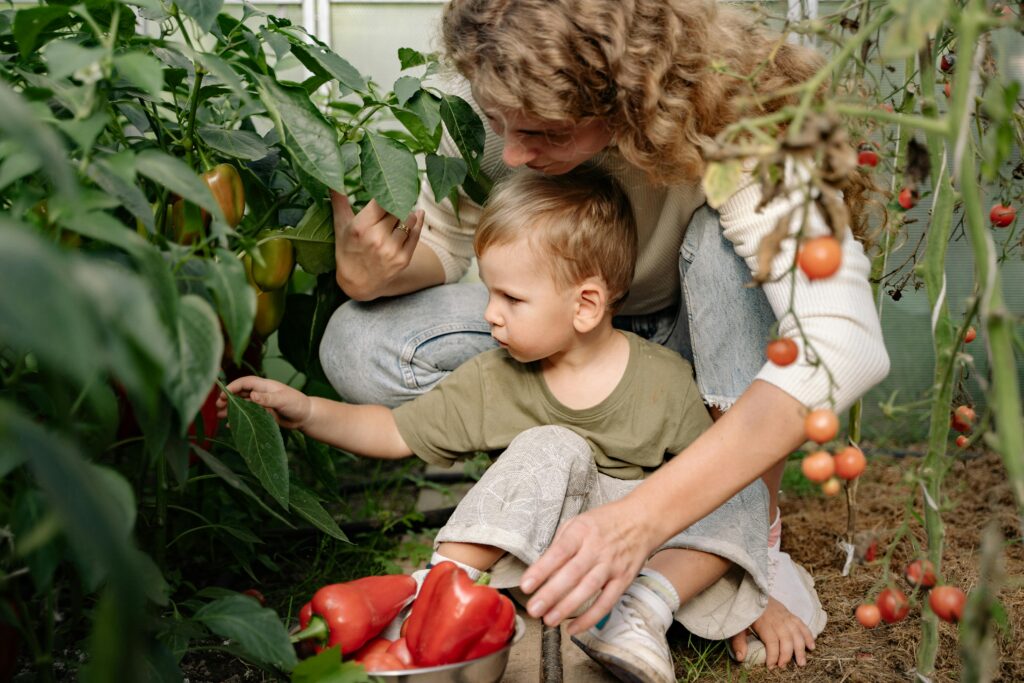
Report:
667,448,1024,682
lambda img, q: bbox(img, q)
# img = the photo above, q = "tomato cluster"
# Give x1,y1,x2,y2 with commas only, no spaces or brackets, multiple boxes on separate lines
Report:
798,409,867,494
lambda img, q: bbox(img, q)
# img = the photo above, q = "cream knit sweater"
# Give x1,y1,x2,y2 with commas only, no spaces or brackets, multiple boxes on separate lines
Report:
415,83,890,413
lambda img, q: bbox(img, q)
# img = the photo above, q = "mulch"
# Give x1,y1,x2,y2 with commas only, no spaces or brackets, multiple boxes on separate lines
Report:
676,448,1024,682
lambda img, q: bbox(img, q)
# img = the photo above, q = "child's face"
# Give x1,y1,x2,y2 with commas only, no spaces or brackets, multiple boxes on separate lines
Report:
476,95,613,175
478,238,578,363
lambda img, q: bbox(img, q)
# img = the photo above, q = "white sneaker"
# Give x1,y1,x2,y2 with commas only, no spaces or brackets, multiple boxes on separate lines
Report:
571,583,675,683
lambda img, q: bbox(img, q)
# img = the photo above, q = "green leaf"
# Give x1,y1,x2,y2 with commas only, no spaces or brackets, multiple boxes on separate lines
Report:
289,200,335,275
136,150,225,222
0,224,103,387
256,75,345,193
291,647,370,683
13,5,72,59
0,81,77,202
56,111,109,154
289,483,348,542
701,160,744,209
340,142,359,174
204,249,257,364
440,94,485,169
393,76,420,107
195,50,249,100
358,133,419,219
176,0,224,32
190,447,294,526
85,155,155,233
113,52,165,98
199,126,271,161
224,389,289,509
165,296,223,434
43,40,105,80
289,43,366,93
195,595,297,671
401,90,442,138
425,154,468,204
13,490,62,593
397,47,428,71
0,151,41,192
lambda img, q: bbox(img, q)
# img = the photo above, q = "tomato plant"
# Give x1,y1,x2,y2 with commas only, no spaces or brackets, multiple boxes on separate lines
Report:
877,587,911,624
989,203,1016,227
929,585,966,623
798,235,843,280
905,559,937,588
805,408,840,444
802,450,835,483
766,337,799,366
856,603,882,628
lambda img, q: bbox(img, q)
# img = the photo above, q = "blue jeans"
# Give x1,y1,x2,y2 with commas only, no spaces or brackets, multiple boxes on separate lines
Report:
319,206,777,409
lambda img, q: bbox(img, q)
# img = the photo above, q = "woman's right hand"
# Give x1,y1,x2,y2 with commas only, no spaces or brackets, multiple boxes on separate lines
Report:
331,191,425,300
218,376,312,430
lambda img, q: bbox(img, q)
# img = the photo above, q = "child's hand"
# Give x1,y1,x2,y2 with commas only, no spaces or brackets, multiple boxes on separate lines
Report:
217,377,313,430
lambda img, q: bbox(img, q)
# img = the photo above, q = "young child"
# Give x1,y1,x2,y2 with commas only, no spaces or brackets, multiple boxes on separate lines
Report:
220,168,790,683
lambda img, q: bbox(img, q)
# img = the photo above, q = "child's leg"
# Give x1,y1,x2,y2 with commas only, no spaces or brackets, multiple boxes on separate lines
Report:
434,541,505,574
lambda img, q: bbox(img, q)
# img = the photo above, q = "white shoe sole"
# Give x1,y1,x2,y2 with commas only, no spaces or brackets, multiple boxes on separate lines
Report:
572,631,674,683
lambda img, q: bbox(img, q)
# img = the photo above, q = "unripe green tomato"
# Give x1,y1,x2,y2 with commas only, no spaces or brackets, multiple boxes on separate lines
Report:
253,286,286,337
248,233,295,291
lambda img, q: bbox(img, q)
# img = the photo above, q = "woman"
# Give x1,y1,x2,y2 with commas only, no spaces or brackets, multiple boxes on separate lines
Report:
319,0,889,673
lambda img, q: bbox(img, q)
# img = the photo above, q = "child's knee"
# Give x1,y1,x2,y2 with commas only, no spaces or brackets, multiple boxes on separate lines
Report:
504,425,593,468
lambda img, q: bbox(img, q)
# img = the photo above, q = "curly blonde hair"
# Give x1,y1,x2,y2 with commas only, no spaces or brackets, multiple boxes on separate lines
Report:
442,0,878,238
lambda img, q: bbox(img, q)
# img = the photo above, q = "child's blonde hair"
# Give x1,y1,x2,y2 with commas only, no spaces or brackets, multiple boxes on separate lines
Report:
475,167,638,312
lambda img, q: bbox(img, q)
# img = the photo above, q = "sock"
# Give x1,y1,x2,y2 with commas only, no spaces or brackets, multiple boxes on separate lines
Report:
767,508,782,549
636,567,682,613
429,551,484,581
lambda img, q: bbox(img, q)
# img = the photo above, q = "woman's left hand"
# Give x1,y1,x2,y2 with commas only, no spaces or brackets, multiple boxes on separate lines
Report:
519,499,652,634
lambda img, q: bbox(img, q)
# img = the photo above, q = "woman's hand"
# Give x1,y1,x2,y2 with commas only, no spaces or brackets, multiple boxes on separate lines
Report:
520,499,652,635
331,191,425,301
217,376,312,430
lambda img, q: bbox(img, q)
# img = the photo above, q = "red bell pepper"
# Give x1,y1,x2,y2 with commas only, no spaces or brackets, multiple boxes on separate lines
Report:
352,636,392,662
404,562,515,666
291,574,417,655
361,651,406,672
203,163,245,228
464,590,516,661
386,636,414,667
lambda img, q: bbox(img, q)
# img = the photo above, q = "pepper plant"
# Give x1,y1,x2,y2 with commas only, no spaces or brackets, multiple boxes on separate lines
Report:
0,0,486,679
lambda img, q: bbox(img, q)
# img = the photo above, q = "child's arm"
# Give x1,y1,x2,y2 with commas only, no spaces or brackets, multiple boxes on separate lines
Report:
218,376,413,459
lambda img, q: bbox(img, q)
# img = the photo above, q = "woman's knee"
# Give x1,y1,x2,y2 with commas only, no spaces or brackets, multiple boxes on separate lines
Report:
318,300,397,405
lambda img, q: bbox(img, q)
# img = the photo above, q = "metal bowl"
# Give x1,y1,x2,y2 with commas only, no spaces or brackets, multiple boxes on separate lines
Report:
367,616,526,683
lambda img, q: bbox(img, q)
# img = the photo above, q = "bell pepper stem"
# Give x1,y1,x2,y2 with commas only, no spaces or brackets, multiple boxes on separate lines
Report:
290,615,329,644
475,573,491,586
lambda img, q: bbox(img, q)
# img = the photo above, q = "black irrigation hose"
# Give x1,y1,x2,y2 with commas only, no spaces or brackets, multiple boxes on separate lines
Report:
334,471,476,496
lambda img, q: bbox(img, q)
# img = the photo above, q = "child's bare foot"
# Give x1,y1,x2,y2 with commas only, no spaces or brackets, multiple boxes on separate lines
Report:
728,596,815,669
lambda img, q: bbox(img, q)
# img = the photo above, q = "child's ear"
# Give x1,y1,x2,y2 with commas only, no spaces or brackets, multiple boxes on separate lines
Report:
573,277,609,333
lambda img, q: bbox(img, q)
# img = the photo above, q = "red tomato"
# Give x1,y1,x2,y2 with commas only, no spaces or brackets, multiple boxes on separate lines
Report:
834,446,867,480
877,587,910,624
929,585,966,623
821,477,842,497
865,540,879,562
855,603,881,628
905,559,937,588
798,236,843,280
990,204,1016,227
241,588,266,606
954,405,976,427
940,53,956,72
766,338,799,366
898,187,917,210
801,450,835,483
955,434,969,448
805,408,840,444
881,103,895,113
360,651,407,672
964,326,977,343
857,149,880,167
943,82,952,99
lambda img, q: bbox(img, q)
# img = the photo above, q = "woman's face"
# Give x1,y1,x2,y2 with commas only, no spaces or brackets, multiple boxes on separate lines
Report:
478,101,613,175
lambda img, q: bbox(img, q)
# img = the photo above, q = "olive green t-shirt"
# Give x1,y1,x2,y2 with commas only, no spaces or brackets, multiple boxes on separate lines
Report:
392,331,712,480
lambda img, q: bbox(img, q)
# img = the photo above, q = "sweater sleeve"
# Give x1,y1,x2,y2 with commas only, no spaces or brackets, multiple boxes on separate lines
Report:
717,164,890,412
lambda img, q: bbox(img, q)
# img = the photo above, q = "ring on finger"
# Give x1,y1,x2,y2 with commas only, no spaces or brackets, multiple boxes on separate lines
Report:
393,222,409,234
